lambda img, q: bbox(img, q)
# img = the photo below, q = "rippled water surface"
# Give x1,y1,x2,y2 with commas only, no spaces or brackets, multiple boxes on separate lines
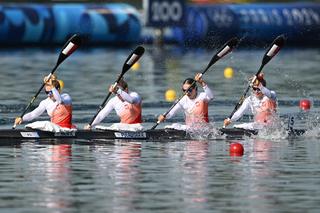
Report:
0,45,320,212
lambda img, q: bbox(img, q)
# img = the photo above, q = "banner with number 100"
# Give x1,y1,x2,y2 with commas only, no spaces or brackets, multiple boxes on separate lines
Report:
144,0,185,27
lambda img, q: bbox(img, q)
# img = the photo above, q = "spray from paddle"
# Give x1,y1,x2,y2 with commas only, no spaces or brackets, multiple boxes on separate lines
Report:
224,35,286,128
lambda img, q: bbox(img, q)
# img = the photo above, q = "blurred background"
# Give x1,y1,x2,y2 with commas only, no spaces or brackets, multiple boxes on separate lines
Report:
1,1,319,3
0,0,319,47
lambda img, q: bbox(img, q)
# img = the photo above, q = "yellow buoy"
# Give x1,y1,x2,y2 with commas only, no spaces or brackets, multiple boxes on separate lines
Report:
165,89,176,102
224,67,234,79
58,80,64,90
131,62,140,71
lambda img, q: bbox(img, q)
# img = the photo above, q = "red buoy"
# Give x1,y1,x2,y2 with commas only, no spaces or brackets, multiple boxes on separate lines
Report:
230,142,244,156
299,99,311,111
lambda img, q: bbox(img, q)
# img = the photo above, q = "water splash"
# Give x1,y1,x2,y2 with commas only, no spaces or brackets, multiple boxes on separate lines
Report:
256,116,288,140
256,111,320,140
187,122,224,140
300,112,320,138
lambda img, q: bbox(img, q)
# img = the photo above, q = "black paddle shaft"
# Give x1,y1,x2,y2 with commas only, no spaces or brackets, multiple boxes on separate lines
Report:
151,37,240,130
227,35,285,120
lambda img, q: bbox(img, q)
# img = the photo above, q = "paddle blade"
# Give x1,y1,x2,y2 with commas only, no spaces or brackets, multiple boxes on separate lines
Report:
204,37,239,72
56,34,82,66
122,46,145,74
262,35,285,66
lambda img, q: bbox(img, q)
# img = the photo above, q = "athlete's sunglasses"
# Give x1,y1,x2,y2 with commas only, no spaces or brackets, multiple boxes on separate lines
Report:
45,90,53,95
182,87,194,93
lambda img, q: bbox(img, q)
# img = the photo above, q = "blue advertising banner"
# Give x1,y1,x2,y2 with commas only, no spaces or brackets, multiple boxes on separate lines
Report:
0,3,141,45
143,0,185,27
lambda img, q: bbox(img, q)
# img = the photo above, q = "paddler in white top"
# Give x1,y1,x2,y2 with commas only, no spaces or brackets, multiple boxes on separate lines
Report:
84,78,142,129
14,74,74,129
223,73,277,130
157,73,214,126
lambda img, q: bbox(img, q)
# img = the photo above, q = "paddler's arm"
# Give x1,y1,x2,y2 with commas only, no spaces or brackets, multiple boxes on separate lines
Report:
252,73,276,101
224,98,250,127
259,85,277,101
202,84,214,100
158,102,183,123
116,89,141,104
15,100,47,125
195,72,214,100
51,87,72,106
51,87,62,104
88,99,115,128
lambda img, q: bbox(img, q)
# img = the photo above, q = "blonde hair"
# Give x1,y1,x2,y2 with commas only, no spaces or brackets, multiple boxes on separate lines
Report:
44,74,57,84
50,74,57,80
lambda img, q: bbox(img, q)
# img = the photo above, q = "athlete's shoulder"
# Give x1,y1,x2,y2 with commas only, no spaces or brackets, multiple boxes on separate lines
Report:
61,93,71,98
61,93,72,104
129,91,140,97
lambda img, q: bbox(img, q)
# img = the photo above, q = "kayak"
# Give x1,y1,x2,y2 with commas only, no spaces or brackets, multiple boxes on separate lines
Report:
0,127,306,143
